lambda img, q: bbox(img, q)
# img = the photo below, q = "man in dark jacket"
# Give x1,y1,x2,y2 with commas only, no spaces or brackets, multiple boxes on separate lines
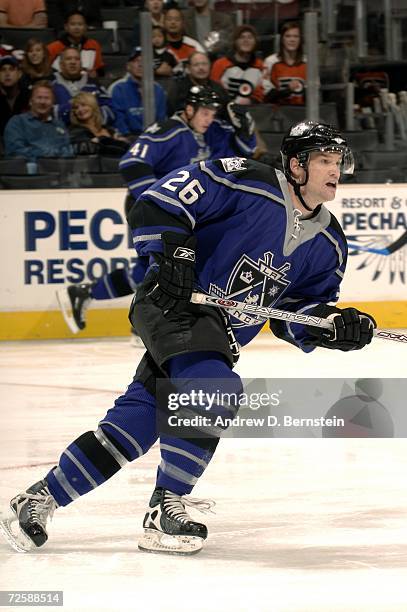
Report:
0,56,30,138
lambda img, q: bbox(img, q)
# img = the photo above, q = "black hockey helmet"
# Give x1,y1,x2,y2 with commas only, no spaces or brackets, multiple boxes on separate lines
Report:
281,120,354,180
185,85,222,111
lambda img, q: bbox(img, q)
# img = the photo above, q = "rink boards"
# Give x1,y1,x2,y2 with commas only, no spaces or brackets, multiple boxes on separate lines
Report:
0,186,406,340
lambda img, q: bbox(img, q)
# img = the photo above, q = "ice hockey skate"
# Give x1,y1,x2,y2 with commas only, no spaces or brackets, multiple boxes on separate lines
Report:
56,283,93,333
0,479,57,553
138,487,215,555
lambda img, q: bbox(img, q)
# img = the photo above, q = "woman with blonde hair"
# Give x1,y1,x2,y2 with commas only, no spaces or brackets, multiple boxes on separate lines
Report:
21,38,53,88
69,92,129,155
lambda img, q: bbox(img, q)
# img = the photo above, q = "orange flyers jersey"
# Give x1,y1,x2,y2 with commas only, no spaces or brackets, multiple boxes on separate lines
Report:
270,61,307,105
210,56,264,103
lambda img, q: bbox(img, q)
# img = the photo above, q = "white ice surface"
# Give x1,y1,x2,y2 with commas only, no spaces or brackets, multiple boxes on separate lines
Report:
1,335,407,612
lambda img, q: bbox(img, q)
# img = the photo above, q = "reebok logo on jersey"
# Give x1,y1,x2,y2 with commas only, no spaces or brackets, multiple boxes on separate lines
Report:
173,247,195,262
220,157,247,172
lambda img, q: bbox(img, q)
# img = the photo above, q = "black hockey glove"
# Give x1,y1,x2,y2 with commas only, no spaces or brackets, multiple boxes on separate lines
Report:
226,102,255,139
304,304,376,351
147,231,196,313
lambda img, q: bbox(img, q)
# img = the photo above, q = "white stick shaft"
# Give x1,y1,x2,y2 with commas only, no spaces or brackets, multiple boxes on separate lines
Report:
191,293,407,344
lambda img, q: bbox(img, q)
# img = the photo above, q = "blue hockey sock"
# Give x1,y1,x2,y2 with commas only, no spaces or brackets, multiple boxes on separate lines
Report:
156,351,242,495
91,258,148,300
46,380,158,506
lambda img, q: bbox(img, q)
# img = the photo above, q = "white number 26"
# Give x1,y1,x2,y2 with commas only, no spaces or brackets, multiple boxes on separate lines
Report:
162,170,205,205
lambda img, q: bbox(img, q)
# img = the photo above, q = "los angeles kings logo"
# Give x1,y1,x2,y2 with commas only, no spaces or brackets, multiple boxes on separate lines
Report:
209,251,291,327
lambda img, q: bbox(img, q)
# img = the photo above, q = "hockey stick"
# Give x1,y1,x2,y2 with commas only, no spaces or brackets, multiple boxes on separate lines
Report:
347,230,407,255
191,293,407,344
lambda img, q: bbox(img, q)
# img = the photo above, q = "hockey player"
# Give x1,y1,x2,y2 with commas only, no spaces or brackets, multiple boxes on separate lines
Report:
1,121,376,555
57,85,256,335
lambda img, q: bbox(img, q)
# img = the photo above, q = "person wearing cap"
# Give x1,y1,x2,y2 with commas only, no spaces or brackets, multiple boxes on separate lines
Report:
108,46,167,138
56,85,256,337
0,55,31,137
211,24,264,104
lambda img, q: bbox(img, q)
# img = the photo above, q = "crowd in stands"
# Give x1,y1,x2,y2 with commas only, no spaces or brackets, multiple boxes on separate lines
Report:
0,0,406,186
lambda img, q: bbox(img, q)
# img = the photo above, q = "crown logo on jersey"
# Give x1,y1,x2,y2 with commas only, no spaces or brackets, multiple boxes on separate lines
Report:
220,157,247,172
240,271,254,284
209,252,291,328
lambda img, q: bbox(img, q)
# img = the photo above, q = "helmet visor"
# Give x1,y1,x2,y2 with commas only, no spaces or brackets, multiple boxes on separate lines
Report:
318,145,355,175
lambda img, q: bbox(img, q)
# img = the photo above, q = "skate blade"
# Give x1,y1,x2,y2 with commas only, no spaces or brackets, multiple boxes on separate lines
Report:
138,529,204,555
56,288,79,334
0,511,34,553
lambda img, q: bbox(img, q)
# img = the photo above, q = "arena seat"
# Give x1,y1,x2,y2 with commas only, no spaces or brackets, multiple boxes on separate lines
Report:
36,157,101,175
0,174,60,189
0,28,55,50
0,158,28,175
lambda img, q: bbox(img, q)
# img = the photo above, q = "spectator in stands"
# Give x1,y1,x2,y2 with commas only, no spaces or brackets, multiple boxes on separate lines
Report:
210,25,264,104
167,50,229,116
4,80,72,160
47,0,102,32
69,91,129,156
52,47,114,126
264,21,306,106
20,38,53,88
108,46,167,138
0,55,30,137
183,0,234,58
152,25,178,78
146,0,164,28
0,0,47,28
164,6,204,73
47,11,104,78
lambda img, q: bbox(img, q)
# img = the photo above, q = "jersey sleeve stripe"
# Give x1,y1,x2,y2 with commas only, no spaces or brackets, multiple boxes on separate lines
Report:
320,228,345,277
200,162,285,205
138,127,189,143
129,178,156,190
234,134,256,154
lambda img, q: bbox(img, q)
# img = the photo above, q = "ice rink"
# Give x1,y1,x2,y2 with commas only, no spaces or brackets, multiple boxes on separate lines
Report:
1,334,407,612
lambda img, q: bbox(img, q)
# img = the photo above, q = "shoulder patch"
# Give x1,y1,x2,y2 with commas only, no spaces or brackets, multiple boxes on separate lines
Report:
220,157,248,172
140,118,184,137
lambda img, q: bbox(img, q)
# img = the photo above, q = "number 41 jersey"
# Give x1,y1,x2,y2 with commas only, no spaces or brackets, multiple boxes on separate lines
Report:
129,157,348,352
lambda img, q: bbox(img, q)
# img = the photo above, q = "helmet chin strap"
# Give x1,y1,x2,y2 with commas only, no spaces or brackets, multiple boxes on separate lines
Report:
287,167,315,213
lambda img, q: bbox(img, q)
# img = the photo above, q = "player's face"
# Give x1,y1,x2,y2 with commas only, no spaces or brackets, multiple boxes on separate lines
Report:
66,15,87,40
27,44,45,66
282,28,301,52
188,106,217,133
188,54,210,81
305,151,342,203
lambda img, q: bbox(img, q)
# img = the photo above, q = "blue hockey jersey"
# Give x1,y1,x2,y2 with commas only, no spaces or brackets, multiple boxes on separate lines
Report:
128,157,348,352
119,114,257,203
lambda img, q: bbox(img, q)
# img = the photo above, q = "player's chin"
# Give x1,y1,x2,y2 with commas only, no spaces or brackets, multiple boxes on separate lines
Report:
323,184,337,200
